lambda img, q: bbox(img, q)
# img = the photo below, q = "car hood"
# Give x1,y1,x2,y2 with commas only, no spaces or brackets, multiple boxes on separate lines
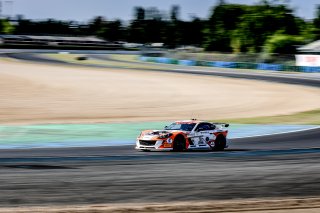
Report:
140,129,186,137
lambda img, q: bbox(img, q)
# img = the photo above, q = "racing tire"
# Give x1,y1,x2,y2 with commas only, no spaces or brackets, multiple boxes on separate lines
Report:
213,135,226,151
173,135,186,152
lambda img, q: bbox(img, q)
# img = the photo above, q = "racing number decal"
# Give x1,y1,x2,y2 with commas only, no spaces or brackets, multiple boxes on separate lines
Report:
199,136,206,145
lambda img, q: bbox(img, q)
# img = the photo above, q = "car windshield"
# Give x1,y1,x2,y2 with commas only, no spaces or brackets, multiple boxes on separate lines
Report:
164,123,196,131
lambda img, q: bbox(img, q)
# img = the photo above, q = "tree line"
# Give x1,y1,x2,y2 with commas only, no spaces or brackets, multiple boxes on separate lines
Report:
1,0,320,54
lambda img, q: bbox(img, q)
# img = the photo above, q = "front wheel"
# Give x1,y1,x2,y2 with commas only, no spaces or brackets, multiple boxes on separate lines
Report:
173,135,186,152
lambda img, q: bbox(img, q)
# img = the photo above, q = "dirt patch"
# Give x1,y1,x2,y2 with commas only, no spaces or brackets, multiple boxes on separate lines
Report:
1,198,320,212
1,59,320,124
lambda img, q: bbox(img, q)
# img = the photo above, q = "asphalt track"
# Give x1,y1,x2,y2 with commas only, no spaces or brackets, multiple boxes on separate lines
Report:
0,129,320,206
0,51,320,207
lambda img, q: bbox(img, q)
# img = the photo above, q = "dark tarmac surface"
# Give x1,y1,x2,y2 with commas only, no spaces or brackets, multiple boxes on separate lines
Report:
0,129,319,206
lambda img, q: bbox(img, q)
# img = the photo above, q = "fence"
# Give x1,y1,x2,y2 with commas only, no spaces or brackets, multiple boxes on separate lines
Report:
139,56,320,73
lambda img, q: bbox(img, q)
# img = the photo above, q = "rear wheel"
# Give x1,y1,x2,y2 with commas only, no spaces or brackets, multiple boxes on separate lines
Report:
213,135,226,151
173,135,186,152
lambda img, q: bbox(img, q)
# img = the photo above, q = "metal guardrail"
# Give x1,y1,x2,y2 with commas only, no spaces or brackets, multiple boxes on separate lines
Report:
140,56,320,73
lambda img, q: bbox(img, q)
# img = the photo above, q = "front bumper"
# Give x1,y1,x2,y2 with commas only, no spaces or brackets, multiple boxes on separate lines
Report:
135,139,173,150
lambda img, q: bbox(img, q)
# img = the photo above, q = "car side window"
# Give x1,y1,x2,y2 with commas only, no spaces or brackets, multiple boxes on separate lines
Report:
196,123,207,131
208,123,216,130
195,123,203,131
196,123,215,131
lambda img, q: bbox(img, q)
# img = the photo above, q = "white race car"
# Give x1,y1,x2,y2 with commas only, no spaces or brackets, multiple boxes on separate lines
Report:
136,119,229,151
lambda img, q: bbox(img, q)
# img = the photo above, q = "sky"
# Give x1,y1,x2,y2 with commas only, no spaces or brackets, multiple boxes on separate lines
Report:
1,0,319,22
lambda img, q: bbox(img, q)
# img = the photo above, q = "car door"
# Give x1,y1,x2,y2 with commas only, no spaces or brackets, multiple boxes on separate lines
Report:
193,122,215,147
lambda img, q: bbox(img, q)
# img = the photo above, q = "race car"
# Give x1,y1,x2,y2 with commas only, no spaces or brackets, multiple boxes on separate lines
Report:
136,119,229,151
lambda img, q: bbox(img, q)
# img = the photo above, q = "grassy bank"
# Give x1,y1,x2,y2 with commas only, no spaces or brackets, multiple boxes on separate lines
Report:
43,53,166,70
217,109,320,125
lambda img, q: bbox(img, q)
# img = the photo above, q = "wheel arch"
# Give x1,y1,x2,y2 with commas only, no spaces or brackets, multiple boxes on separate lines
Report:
214,133,227,151
173,133,187,151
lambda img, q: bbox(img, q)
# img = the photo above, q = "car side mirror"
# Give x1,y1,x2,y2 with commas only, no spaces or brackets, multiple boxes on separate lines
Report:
225,124,229,127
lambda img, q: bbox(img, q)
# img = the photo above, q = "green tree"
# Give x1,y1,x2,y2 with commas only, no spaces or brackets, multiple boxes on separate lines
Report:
135,7,145,21
264,33,305,54
165,5,181,48
99,20,124,41
128,6,167,43
88,16,106,36
314,5,320,29
313,5,320,40
170,5,180,21
296,18,317,42
128,7,146,43
0,19,14,34
15,18,77,35
204,3,246,51
230,1,299,53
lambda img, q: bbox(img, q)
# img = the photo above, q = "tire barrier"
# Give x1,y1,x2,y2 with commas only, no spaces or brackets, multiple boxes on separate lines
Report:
139,56,320,73
178,59,197,66
257,63,283,71
210,61,237,68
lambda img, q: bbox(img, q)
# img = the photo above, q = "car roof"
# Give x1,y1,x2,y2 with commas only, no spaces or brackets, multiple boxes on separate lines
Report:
174,120,203,124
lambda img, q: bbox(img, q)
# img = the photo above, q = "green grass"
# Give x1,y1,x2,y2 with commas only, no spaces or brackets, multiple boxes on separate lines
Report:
216,109,320,125
45,53,140,63
109,54,140,62
43,53,114,65
43,53,168,70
